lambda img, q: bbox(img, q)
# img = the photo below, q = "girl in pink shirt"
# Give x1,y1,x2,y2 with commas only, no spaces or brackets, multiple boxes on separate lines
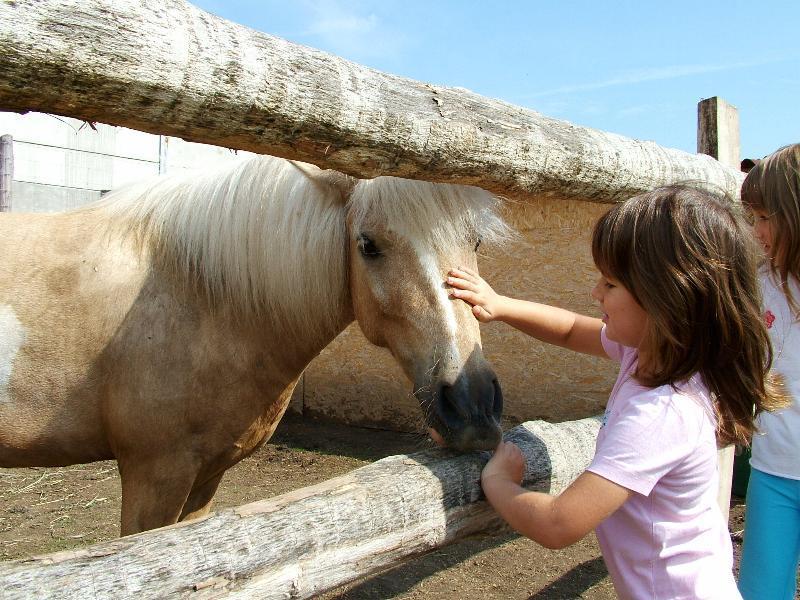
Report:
446,185,785,599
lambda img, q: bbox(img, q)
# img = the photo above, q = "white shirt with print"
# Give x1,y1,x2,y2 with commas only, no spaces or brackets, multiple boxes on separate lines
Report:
751,270,800,480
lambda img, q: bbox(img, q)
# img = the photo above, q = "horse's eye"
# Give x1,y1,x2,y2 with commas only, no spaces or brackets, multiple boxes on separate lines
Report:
474,237,482,252
357,235,382,258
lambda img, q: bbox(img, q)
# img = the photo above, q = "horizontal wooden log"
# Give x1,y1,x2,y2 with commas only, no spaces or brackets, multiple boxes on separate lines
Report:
0,417,600,599
0,0,742,203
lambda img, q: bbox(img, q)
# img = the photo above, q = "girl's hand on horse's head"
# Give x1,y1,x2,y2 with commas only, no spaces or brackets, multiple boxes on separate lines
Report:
481,441,525,486
446,266,499,323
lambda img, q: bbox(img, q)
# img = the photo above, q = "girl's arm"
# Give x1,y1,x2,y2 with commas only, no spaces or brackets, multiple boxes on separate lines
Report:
481,441,631,549
447,267,606,357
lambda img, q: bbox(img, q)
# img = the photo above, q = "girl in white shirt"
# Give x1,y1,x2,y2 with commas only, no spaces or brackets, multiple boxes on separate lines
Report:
739,143,800,600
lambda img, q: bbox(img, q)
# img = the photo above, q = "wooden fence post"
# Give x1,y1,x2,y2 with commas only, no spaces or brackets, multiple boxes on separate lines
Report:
698,97,741,171
697,96,739,521
0,134,12,212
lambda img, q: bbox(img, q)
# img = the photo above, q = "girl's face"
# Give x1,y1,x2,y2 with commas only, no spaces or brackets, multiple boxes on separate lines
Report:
749,208,778,264
591,274,649,349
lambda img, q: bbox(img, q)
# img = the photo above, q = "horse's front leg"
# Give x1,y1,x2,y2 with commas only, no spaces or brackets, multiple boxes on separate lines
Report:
179,472,225,522
117,456,200,535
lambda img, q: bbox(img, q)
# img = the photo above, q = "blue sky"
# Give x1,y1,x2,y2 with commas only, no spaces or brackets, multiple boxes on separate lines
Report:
192,0,798,161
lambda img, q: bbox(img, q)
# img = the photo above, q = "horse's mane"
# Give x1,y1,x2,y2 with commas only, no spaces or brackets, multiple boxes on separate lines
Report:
92,154,509,340
348,175,510,253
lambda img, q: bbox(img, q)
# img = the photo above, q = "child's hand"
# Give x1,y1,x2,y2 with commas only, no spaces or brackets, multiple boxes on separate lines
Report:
427,427,446,447
447,266,504,323
481,440,525,487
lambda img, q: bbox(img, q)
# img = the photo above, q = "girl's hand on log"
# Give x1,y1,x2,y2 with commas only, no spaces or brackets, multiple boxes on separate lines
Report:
446,266,504,323
481,441,525,487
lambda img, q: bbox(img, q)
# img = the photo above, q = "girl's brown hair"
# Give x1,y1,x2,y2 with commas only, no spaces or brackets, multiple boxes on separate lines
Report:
592,185,784,446
741,143,800,318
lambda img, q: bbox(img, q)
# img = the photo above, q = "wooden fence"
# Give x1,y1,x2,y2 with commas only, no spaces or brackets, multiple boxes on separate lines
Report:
0,419,600,599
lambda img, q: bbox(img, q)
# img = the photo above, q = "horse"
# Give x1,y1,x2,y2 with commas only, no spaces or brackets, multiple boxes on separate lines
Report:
0,154,509,535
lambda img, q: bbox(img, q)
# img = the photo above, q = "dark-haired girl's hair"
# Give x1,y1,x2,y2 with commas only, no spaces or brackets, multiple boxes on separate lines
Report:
592,185,785,446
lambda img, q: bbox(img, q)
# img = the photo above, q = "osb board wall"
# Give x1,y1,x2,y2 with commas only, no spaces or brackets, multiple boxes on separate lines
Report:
289,196,618,432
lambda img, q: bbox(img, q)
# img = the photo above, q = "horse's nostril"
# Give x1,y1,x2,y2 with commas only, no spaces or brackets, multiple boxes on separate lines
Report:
422,368,503,451
438,382,470,426
437,376,501,424
491,378,504,417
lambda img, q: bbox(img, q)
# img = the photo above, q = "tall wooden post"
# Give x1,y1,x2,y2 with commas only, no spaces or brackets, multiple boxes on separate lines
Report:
697,96,739,520
698,97,741,168
0,134,12,212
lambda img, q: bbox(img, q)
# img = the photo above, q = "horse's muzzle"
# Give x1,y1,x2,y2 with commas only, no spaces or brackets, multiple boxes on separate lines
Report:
421,370,503,452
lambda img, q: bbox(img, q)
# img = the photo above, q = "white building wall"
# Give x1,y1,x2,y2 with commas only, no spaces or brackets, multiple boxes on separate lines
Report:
0,111,253,213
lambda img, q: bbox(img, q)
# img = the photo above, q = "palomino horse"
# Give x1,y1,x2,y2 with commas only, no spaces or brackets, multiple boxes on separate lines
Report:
0,154,508,535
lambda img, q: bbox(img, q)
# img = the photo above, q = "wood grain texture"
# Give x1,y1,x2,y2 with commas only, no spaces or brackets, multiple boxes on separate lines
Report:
0,417,600,599
0,0,743,203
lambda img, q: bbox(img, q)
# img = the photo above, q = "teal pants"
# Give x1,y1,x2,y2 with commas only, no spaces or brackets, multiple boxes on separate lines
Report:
738,468,800,600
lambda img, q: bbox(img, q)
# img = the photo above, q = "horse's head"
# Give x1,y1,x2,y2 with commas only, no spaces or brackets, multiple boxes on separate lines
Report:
344,176,509,452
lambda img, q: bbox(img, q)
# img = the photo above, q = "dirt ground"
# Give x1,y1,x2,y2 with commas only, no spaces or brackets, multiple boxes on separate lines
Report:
0,415,753,599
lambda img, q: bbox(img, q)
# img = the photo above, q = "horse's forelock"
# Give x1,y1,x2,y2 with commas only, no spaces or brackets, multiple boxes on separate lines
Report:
347,176,511,251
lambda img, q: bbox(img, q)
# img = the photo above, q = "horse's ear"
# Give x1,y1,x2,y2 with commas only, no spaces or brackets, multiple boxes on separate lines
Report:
316,169,358,201
286,160,358,201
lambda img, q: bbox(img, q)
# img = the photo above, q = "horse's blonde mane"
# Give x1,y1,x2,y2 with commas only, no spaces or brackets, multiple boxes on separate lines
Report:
93,154,509,340
96,155,350,341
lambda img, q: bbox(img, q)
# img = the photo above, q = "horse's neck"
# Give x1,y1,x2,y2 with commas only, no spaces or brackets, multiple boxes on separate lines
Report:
108,156,357,371
147,253,354,384
254,226,354,371
253,263,355,375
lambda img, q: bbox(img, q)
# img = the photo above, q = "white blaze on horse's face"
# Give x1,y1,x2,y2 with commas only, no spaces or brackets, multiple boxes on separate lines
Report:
0,305,26,405
347,178,504,452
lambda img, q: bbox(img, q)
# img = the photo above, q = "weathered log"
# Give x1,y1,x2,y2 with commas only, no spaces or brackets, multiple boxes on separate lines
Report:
0,0,741,203
0,418,599,599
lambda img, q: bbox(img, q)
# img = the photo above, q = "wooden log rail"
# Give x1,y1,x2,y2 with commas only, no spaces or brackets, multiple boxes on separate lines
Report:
0,418,600,599
0,0,742,203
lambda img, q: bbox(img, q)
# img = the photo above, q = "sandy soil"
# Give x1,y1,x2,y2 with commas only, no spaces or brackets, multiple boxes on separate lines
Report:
0,416,754,599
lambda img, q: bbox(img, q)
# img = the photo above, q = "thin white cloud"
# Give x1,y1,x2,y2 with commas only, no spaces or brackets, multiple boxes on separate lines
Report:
305,13,378,37
297,0,406,60
616,104,653,118
522,57,793,99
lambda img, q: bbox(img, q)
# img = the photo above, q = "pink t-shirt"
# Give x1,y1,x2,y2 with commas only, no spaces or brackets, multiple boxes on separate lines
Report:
586,328,740,600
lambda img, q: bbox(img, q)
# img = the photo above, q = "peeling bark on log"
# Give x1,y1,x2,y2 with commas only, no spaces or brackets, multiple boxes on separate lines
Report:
0,0,742,203
0,418,600,599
